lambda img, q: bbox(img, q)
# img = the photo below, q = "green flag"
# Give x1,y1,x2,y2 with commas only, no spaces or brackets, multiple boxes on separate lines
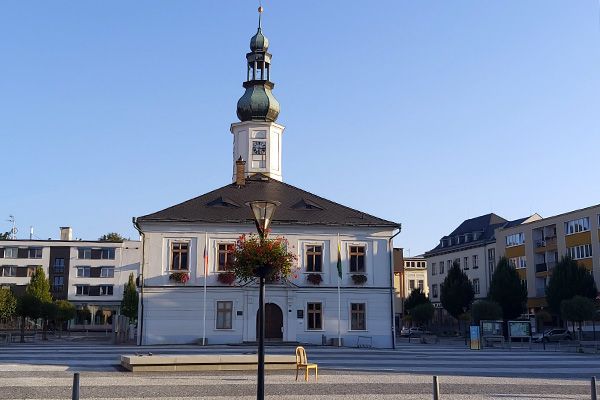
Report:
337,240,342,279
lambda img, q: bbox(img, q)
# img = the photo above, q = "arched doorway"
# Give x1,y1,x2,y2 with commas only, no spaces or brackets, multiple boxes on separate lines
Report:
257,303,283,341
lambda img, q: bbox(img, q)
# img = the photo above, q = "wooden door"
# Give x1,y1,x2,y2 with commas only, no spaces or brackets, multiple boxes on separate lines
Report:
257,303,283,340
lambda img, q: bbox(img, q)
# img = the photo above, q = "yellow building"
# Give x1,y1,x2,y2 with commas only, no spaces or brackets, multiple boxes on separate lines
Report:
495,204,600,311
393,248,427,330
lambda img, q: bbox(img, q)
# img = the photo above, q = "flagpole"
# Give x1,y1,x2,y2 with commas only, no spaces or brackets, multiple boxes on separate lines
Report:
202,233,208,346
337,233,341,347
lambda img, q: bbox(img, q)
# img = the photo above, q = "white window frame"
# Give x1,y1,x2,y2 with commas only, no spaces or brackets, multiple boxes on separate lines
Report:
76,266,91,278
99,285,113,296
216,242,235,272
347,243,367,274
349,302,367,331
304,242,324,273
215,300,234,330
3,248,18,259
100,267,115,278
75,285,90,296
306,301,324,331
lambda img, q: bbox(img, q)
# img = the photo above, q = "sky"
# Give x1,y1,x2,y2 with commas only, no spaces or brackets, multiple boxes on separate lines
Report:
0,1,599,255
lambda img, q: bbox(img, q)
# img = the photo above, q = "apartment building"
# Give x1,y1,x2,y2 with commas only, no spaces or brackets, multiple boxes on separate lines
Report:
0,227,140,330
424,213,540,307
495,204,600,312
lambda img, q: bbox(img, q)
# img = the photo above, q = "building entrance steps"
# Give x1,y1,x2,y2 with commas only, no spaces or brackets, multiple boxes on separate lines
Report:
120,353,296,372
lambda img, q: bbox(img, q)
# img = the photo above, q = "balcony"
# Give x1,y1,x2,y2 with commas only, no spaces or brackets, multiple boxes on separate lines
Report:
535,263,547,273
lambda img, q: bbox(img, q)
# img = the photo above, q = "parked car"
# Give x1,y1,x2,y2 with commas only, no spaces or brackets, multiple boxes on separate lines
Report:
400,327,411,337
532,328,572,343
408,327,427,337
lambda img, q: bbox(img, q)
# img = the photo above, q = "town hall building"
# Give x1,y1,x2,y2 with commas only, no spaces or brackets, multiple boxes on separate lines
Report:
134,11,400,348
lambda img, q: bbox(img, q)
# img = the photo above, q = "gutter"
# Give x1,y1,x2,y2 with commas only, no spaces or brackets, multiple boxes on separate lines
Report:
132,217,145,346
388,226,401,349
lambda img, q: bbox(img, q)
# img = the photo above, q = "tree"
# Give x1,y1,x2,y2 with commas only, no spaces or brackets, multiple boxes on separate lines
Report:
488,257,528,320
471,300,502,325
0,287,17,320
404,287,429,314
99,232,126,242
40,301,57,340
121,273,139,321
16,294,42,342
54,300,76,338
410,302,435,326
0,231,11,240
546,256,597,314
440,261,475,321
561,296,595,339
25,267,52,340
26,267,52,304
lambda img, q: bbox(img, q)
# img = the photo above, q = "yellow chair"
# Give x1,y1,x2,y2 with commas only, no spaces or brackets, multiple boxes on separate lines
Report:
295,346,318,382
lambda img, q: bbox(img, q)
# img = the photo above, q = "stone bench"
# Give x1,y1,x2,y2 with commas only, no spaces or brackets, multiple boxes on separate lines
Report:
121,354,297,372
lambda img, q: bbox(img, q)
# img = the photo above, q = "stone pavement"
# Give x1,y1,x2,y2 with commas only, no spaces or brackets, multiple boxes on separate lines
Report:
0,341,598,398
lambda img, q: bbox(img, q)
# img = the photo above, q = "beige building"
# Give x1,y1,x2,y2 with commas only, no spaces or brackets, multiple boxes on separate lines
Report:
495,204,600,312
393,249,427,329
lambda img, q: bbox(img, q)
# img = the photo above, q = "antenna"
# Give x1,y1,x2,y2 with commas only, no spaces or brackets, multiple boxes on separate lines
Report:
7,215,17,240
30,226,34,240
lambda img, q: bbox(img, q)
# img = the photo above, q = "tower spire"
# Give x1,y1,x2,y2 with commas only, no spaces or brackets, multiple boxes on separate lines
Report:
236,5,280,122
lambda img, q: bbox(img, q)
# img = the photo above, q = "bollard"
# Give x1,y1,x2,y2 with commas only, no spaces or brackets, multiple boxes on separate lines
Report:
72,372,80,400
592,376,597,400
433,375,440,400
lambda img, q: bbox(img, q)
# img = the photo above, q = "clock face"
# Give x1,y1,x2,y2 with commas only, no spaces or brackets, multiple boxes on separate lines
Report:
252,141,266,155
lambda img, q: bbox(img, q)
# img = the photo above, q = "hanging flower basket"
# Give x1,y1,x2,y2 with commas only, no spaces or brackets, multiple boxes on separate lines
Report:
229,234,297,283
351,274,367,285
217,272,236,285
306,273,323,285
169,271,190,284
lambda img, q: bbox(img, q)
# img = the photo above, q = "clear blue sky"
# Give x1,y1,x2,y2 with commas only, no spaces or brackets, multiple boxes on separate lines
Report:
1,1,599,255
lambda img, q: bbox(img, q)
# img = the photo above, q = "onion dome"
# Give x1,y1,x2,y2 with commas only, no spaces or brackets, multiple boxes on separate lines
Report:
235,6,280,122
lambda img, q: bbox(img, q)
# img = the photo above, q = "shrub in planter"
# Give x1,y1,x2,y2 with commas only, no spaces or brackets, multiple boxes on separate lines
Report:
306,273,322,285
217,272,236,285
169,271,190,284
351,274,367,284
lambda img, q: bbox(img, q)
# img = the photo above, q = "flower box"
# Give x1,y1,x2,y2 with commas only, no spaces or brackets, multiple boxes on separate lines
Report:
169,271,190,284
217,272,236,285
306,273,322,285
351,274,367,285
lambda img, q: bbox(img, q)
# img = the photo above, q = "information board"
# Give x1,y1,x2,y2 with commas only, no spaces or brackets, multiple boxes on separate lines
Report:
508,321,531,338
480,320,503,336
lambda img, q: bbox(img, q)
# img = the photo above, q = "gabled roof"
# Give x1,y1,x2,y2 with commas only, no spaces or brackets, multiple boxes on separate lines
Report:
136,174,400,229
424,213,534,257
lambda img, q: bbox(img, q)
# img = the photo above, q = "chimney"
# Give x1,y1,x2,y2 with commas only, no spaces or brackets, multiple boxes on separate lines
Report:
235,157,246,186
60,227,72,241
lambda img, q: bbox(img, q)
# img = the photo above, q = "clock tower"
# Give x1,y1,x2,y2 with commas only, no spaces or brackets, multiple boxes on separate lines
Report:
230,7,285,182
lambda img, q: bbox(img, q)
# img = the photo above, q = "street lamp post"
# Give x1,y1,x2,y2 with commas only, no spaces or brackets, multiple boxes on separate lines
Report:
246,200,280,400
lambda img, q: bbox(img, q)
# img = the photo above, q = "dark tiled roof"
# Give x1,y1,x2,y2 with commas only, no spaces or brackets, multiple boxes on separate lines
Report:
137,174,400,228
424,213,514,257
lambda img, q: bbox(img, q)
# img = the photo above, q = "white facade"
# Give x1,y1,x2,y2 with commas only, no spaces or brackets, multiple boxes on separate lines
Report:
137,222,396,348
231,121,285,182
426,245,494,304
0,242,49,287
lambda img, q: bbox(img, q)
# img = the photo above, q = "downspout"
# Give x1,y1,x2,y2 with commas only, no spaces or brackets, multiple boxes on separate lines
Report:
388,226,401,349
132,217,145,346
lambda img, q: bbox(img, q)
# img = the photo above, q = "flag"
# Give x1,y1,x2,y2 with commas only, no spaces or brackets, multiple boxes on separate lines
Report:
336,236,342,279
204,238,209,276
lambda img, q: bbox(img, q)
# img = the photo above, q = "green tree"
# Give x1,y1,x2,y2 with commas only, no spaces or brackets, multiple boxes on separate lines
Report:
16,294,42,342
25,267,52,340
440,261,475,321
546,256,597,314
404,287,429,314
561,296,595,339
410,302,435,326
54,300,76,338
121,273,139,321
488,257,528,320
0,287,17,320
471,300,502,325
40,302,57,340
99,232,126,242
0,231,11,240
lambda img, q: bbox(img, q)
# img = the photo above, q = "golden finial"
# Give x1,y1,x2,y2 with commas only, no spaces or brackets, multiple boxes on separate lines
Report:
258,6,263,13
